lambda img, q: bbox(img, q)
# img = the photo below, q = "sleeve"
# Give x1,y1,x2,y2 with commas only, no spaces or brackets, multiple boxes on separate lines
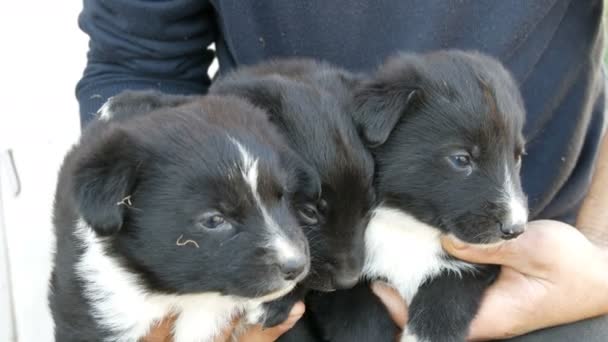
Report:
76,0,217,126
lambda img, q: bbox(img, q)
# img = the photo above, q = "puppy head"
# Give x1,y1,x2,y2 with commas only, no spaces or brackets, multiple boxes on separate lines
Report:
73,97,311,299
354,51,528,243
211,74,375,290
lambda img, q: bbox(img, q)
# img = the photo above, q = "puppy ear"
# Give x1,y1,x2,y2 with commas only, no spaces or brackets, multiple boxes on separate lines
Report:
72,128,139,236
294,159,322,202
99,90,193,122
352,70,421,147
211,77,285,119
281,150,321,203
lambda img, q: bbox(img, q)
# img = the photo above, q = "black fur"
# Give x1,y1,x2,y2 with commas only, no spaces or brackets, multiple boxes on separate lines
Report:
210,59,375,327
358,51,527,243
99,90,192,123
313,50,528,342
49,94,315,341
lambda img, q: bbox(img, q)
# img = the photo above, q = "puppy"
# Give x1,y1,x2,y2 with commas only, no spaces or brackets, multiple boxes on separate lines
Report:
49,94,316,342
312,50,528,342
209,59,376,327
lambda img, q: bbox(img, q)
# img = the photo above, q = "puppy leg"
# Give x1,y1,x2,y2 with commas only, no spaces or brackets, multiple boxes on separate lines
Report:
276,313,323,342
262,286,308,328
98,90,193,121
307,282,399,342
406,266,499,342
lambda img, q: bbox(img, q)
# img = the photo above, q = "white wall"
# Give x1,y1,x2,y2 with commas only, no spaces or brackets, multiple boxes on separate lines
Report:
0,3,219,341
0,2,87,341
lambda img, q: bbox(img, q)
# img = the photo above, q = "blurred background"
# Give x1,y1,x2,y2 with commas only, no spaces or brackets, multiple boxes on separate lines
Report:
0,2,85,341
0,2,220,341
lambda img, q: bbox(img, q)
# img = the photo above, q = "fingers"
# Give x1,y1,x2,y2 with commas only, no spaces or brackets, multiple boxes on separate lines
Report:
239,302,305,342
213,316,241,342
142,315,177,342
440,234,525,266
371,282,408,327
439,224,555,276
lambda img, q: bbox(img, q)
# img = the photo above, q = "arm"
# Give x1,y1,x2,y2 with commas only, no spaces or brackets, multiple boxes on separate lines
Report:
578,130,608,248
77,0,217,126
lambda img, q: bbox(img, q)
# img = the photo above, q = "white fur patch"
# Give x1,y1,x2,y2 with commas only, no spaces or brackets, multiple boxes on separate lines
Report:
509,196,528,226
363,207,475,304
97,97,115,121
229,136,303,263
74,219,274,342
400,328,426,342
272,237,300,262
502,165,528,227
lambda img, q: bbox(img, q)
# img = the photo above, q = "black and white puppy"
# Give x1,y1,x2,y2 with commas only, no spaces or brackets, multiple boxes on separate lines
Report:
313,50,529,342
49,94,316,342
210,59,375,326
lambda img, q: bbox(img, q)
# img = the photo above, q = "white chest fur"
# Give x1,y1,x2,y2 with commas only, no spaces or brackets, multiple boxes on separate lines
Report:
363,207,473,304
74,220,260,342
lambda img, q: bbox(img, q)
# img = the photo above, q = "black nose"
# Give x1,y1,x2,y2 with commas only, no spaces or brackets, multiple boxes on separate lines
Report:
500,223,525,240
279,256,308,281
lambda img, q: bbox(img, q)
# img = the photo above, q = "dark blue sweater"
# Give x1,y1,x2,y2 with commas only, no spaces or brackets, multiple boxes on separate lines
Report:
77,0,606,223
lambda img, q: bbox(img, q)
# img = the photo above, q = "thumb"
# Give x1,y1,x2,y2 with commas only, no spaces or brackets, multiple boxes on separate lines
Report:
440,235,525,269
239,302,305,342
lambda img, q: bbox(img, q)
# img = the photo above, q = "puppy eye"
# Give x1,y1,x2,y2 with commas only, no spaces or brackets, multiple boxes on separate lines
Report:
298,204,319,225
447,154,472,171
197,213,229,230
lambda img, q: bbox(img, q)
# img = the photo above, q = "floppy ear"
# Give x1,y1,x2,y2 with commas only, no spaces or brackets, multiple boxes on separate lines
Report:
293,158,321,202
99,90,193,122
280,150,321,204
72,128,139,236
351,69,420,148
211,77,285,120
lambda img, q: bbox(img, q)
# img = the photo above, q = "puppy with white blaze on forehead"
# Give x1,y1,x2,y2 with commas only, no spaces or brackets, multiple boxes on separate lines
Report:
48,93,318,342
310,51,529,342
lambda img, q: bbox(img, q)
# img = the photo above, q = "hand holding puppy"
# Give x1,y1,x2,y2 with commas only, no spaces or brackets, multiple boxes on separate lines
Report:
228,302,305,342
373,220,608,340
143,302,305,342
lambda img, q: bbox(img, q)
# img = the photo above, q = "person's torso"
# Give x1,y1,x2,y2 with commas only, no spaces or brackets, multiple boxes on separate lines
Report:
210,0,606,223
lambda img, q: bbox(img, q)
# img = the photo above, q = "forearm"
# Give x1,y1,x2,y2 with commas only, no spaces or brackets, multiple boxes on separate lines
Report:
577,130,608,248
77,0,216,127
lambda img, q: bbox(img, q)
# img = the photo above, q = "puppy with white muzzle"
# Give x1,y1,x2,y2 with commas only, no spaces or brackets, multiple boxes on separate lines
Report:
49,94,317,342
311,50,529,342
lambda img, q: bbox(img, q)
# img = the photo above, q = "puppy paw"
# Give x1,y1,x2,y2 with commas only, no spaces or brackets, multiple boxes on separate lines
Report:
261,299,296,328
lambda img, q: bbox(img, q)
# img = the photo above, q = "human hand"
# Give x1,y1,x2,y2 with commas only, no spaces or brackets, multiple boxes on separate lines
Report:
231,302,305,342
442,220,608,340
372,220,608,341
142,302,305,342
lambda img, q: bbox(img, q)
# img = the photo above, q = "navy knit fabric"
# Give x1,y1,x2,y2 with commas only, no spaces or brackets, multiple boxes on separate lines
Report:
77,0,606,223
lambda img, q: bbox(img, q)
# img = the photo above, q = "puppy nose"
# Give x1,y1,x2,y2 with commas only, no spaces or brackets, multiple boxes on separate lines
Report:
334,272,359,289
500,223,525,240
279,255,308,281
